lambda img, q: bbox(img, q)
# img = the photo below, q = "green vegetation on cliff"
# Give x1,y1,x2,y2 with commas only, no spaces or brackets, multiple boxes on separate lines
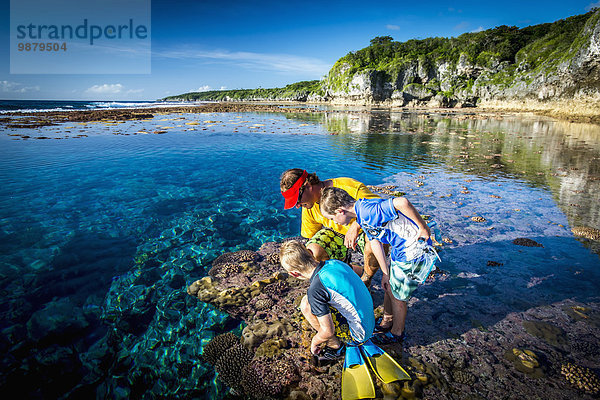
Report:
162,10,598,104
336,11,595,75
161,80,322,102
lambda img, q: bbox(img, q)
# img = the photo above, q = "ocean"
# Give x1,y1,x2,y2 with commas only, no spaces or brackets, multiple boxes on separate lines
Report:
0,101,599,398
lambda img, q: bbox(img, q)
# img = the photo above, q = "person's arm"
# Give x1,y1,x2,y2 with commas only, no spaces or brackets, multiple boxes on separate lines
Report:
343,182,378,248
311,314,336,354
344,220,360,249
392,197,430,241
370,238,391,290
369,238,388,275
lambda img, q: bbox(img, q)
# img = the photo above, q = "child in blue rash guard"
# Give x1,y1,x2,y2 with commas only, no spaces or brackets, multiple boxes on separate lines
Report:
279,240,375,362
320,187,435,344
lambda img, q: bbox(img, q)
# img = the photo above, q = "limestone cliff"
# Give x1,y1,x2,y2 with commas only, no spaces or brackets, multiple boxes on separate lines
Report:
316,10,600,119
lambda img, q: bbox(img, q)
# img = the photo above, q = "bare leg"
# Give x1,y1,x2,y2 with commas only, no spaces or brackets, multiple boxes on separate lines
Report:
389,296,407,337
300,296,341,348
306,242,330,261
379,293,393,329
351,264,364,276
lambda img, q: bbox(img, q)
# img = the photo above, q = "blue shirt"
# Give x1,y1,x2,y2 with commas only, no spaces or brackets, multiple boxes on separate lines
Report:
307,260,374,343
355,198,429,262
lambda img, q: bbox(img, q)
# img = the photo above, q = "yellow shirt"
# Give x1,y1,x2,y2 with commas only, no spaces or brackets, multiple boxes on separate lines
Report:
301,177,379,238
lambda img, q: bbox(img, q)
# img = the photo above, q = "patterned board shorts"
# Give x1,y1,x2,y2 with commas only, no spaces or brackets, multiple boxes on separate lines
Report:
330,307,353,343
306,227,366,263
389,259,428,301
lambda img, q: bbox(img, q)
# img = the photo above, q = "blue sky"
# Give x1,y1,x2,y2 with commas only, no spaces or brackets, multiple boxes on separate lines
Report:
1,0,599,101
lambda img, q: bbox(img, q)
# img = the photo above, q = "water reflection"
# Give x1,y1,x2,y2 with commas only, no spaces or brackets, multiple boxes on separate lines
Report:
286,110,600,238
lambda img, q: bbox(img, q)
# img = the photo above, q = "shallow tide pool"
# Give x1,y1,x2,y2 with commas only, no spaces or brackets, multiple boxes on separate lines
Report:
1,109,599,398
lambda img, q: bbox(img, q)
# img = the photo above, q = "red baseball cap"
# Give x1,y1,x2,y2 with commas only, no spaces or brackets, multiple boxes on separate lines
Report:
282,170,308,209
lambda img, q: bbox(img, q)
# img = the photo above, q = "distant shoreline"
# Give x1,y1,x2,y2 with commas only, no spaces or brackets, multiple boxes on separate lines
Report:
0,100,598,129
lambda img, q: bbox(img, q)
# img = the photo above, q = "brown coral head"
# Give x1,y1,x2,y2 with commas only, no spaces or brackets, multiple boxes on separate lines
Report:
241,356,299,398
215,343,254,391
202,332,240,366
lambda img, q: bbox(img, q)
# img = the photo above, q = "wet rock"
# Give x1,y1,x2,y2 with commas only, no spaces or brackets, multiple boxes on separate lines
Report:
572,226,600,241
512,238,544,247
486,260,503,267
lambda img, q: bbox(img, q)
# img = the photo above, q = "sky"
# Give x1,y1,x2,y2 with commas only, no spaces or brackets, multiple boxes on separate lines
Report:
1,0,599,101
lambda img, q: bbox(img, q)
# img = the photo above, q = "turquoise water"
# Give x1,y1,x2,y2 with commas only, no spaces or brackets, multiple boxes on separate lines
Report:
1,109,599,398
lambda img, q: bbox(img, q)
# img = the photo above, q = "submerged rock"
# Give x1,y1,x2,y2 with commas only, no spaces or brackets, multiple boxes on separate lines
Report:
561,363,600,395
572,226,600,241
512,238,544,247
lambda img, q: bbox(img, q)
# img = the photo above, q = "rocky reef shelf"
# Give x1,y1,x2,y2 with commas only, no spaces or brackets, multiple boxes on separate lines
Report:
186,239,600,399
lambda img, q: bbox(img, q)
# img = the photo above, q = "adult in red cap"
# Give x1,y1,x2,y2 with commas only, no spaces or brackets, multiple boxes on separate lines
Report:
280,168,381,286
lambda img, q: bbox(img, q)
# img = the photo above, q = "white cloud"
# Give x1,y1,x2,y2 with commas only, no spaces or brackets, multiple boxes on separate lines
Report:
156,48,331,76
219,86,227,90
195,85,212,92
1,80,40,93
471,26,485,33
126,89,144,94
454,21,470,31
386,24,401,30
586,1,600,11
85,84,123,94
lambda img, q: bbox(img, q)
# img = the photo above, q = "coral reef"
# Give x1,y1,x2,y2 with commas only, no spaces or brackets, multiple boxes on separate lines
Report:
561,363,600,395
241,356,299,399
255,298,275,311
512,238,544,247
255,338,287,358
241,319,294,349
503,348,544,378
572,226,600,241
202,332,240,366
263,280,289,296
183,239,600,400
214,343,254,392
452,370,477,385
265,252,280,265
367,184,405,196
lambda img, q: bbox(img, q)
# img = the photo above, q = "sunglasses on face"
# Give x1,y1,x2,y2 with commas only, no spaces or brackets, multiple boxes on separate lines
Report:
297,185,305,206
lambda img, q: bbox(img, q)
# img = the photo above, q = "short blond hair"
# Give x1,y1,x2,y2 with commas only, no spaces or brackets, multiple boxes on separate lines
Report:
320,187,355,215
279,240,317,274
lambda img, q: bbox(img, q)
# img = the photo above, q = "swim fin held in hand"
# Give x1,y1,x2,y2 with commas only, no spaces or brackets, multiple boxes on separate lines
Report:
360,339,411,383
341,344,375,400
